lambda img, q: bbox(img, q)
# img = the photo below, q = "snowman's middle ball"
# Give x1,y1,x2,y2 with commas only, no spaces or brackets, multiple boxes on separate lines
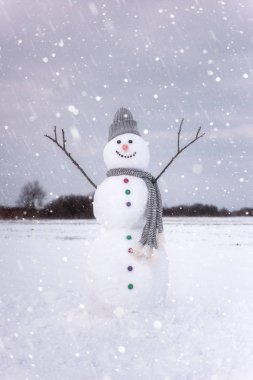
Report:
103,133,150,170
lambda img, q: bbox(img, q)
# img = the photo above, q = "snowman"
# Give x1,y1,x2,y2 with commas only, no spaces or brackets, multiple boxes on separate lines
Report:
86,108,168,312
45,107,204,312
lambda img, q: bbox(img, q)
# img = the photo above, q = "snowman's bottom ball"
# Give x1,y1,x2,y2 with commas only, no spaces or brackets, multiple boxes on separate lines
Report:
85,228,166,312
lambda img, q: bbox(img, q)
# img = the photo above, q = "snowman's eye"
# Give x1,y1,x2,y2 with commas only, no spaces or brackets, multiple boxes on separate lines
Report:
128,140,133,143
117,140,121,144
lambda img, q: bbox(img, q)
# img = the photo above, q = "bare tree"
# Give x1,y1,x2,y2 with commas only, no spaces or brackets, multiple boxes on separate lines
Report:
17,180,46,209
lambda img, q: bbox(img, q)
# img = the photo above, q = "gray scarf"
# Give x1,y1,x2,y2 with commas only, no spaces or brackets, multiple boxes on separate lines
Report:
107,168,163,250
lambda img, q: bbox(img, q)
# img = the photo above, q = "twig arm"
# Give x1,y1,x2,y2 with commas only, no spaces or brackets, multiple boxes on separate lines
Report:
177,118,184,152
44,127,97,190
153,120,205,183
62,129,66,150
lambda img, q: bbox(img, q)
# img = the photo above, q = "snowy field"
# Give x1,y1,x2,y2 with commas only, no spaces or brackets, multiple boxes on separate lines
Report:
1,217,253,380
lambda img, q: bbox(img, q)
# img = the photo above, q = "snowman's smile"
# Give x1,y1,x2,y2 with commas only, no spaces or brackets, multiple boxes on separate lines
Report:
116,150,137,159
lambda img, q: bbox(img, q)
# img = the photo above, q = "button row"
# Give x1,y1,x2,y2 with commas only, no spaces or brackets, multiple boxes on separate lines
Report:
126,235,134,290
124,179,134,290
124,179,131,208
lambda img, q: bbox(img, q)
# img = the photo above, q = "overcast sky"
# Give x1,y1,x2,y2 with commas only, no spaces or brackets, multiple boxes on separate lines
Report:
0,0,252,209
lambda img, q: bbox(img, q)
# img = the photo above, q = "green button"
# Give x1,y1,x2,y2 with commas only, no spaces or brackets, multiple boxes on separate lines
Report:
126,235,132,240
128,283,134,290
125,189,131,195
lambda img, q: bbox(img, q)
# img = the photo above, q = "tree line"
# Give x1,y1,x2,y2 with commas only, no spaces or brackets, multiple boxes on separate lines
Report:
0,180,252,219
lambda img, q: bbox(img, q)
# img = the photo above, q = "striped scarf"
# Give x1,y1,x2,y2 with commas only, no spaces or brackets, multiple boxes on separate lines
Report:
107,168,163,250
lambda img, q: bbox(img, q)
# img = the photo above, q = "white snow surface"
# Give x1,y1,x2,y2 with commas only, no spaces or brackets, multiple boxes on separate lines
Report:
1,218,253,380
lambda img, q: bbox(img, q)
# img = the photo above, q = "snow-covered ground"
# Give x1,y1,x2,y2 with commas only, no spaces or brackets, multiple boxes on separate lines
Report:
0,218,253,380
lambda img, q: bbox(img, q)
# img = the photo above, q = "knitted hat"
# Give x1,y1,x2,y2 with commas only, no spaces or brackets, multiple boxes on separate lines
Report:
108,107,141,141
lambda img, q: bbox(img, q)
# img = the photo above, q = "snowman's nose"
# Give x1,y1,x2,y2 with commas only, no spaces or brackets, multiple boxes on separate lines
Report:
122,144,129,151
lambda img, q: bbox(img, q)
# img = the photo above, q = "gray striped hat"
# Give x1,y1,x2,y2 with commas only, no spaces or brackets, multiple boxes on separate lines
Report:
108,107,141,141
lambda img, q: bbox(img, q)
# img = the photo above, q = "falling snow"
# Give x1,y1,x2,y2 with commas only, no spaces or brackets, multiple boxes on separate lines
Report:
1,2,253,377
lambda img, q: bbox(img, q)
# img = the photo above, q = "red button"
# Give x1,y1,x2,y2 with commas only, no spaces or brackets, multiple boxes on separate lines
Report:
123,178,129,183
128,248,133,253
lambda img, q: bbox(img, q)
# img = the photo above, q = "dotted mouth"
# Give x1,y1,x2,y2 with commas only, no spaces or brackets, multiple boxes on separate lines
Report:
116,150,136,158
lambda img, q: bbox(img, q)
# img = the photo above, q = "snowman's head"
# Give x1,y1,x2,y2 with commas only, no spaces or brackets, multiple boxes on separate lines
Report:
104,107,150,170
103,133,150,170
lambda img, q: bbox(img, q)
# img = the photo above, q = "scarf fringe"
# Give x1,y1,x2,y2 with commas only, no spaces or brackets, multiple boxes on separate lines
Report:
157,232,165,247
132,242,155,259
133,232,164,259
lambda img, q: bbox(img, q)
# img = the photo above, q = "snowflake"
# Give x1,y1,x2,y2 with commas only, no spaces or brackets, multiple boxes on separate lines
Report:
118,346,126,353
153,320,162,329
68,105,79,115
